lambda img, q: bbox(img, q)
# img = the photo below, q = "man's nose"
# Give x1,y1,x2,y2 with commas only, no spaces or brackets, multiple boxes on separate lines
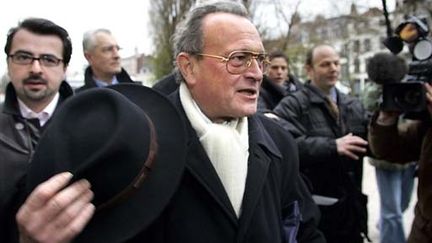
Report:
30,59,43,73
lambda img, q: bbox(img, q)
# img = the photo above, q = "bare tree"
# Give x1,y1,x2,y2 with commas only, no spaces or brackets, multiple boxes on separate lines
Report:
277,0,301,51
150,0,197,81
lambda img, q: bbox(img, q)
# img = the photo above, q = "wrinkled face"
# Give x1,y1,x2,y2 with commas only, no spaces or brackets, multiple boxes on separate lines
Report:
7,29,66,107
306,45,340,93
267,57,288,85
180,13,264,122
84,32,122,78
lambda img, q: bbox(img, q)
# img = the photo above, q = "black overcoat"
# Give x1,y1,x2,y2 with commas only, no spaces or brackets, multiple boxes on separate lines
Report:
128,91,324,243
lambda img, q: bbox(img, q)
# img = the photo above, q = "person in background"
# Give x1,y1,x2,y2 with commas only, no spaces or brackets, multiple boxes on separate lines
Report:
273,44,370,243
15,1,325,243
0,17,74,243
362,73,416,243
76,28,139,92
258,50,303,112
368,81,432,243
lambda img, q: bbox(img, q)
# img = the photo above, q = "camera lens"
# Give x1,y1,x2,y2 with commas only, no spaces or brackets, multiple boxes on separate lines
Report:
403,90,421,105
393,84,425,111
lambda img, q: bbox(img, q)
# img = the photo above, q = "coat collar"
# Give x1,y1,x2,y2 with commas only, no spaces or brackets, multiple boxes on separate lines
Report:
168,91,282,227
2,81,73,117
304,81,354,107
83,66,134,88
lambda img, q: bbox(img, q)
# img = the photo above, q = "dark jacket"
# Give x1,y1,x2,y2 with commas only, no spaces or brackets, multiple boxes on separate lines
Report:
258,74,303,112
0,82,73,243
152,72,179,95
369,114,432,243
76,66,138,92
273,83,369,242
128,91,325,243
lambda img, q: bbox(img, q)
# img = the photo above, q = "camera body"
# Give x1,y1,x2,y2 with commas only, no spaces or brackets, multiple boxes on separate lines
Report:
382,16,432,116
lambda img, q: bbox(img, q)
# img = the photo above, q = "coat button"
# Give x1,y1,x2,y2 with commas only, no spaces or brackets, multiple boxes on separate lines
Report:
15,122,24,130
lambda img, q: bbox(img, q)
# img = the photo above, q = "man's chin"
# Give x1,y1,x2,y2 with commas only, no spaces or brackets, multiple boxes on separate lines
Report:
24,89,50,101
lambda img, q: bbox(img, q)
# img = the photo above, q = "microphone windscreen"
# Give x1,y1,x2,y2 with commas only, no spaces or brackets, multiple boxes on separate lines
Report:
366,52,407,85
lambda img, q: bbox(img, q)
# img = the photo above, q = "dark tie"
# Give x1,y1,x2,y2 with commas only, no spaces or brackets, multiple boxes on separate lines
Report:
326,96,339,121
26,118,41,150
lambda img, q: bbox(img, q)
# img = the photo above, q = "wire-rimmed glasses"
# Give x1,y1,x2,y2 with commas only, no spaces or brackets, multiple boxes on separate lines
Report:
197,50,269,74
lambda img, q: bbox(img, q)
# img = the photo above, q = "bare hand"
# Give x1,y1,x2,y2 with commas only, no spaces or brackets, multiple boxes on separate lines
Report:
17,172,95,243
336,133,368,160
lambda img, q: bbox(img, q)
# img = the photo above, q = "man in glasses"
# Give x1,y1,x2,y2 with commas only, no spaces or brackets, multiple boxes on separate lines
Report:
0,17,74,242
16,2,324,242
76,29,139,92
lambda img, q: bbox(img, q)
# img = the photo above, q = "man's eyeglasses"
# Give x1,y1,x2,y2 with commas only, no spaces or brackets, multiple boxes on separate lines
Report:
8,53,63,67
100,45,121,54
197,51,269,74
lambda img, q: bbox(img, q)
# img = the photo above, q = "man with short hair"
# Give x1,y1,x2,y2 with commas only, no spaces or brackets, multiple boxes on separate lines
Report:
258,50,303,111
16,2,324,242
76,29,138,92
274,44,369,243
258,51,303,113
0,17,74,243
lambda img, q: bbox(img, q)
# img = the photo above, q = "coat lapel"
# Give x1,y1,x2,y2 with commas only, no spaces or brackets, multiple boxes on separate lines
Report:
185,133,238,225
237,142,272,239
237,116,279,241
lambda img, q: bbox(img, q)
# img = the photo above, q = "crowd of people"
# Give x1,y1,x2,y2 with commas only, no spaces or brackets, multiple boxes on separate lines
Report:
0,1,429,243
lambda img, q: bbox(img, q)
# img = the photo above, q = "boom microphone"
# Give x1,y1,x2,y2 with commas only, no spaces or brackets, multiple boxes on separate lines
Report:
366,52,407,85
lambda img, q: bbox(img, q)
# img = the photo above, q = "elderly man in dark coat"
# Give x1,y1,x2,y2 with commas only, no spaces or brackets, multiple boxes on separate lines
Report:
16,2,324,243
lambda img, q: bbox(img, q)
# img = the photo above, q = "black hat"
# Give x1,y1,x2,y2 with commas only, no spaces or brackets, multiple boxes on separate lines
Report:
25,85,186,242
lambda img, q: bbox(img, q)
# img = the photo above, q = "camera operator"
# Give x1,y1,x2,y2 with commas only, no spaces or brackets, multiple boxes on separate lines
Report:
368,82,432,243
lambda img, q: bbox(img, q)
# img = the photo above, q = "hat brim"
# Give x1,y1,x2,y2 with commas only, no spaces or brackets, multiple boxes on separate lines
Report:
26,84,186,243
77,84,186,242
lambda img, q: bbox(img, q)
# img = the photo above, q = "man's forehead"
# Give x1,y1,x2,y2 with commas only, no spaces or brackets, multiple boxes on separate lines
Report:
10,29,63,54
270,58,288,65
202,12,261,46
313,49,339,64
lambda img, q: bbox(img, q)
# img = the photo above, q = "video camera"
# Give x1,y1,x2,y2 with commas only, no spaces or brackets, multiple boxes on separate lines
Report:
379,16,432,117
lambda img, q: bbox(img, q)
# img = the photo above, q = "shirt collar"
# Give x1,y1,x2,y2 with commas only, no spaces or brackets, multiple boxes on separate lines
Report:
18,92,60,126
328,87,337,102
94,75,119,87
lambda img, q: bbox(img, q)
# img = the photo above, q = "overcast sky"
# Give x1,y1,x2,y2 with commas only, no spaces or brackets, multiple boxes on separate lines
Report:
1,0,395,75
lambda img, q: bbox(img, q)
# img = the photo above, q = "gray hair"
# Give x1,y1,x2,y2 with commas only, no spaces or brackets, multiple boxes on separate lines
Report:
82,28,112,52
172,1,249,82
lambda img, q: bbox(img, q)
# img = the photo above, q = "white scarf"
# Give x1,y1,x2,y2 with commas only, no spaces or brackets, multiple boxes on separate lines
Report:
179,82,249,217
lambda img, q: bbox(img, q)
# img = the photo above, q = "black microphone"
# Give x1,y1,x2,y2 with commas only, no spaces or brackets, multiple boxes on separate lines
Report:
366,52,407,85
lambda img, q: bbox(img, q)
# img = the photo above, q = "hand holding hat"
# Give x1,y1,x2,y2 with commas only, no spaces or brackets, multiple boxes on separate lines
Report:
21,85,187,243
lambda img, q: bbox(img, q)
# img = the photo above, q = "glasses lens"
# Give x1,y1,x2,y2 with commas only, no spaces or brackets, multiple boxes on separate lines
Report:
101,45,121,53
227,52,252,74
12,53,33,65
227,51,268,74
258,54,269,70
40,55,61,67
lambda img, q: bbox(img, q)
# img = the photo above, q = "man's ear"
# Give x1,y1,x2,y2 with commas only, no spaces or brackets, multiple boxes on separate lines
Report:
176,52,196,85
305,64,313,79
83,51,91,62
